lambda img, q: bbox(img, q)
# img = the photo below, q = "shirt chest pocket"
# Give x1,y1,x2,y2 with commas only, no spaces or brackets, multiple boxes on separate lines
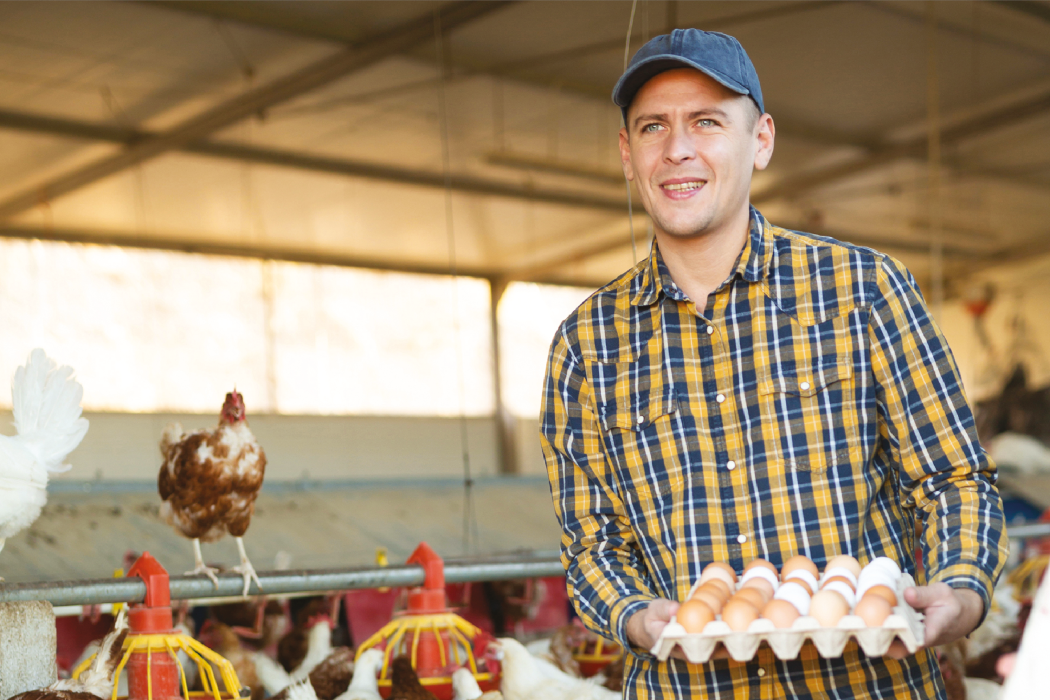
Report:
757,358,858,474
598,388,682,517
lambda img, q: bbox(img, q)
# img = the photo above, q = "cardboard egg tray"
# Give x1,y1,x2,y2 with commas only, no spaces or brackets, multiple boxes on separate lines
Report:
651,573,925,663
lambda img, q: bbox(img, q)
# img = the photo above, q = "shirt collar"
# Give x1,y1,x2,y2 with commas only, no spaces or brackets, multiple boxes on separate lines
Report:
630,206,774,307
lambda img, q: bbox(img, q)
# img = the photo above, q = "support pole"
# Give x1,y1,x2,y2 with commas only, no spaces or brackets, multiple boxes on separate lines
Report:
490,279,518,475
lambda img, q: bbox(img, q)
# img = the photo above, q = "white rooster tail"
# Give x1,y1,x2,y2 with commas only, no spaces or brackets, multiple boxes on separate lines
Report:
12,349,88,474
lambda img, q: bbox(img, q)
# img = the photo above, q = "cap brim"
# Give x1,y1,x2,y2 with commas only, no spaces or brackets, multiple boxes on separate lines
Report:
612,55,751,115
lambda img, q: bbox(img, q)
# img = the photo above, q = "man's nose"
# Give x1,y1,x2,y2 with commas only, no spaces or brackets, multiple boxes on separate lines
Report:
664,125,697,164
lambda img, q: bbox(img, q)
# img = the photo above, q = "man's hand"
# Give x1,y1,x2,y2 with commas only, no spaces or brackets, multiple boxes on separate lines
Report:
626,598,680,654
886,583,984,659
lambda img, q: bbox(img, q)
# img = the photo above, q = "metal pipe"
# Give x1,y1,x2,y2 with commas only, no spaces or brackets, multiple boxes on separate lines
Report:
0,556,564,607
1007,522,1050,540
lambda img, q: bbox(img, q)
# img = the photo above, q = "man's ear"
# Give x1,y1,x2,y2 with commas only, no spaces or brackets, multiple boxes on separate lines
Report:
619,127,635,181
753,113,775,171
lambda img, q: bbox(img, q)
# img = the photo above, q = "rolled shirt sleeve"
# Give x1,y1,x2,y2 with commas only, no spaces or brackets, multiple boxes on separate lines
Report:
540,325,659,657
867,255,1008,616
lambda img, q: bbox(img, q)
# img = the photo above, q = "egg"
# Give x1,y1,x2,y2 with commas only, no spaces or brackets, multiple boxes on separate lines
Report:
699,578,732,601
701,562,738,586
730,587,767,609
743,559,778,576
781,555,819,579
821,567,858,589
855,595,893,627
773,582,812,615
822,575,857,593
690,589,724,614
863,557,902,580
809,589,850,627
722,599,759,631
741,566,779,588
820,580,856,608
825,555,862,578
761,599,801,629
676,599,715,633
859,584,898,606
783,569,818,595
857,568,898,592
741,576,775,602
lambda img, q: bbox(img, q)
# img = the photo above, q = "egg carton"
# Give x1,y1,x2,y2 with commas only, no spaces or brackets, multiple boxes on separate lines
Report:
651,573,925,663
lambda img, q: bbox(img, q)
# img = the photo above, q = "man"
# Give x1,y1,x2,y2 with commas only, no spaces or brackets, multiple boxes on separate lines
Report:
540,29,1007,698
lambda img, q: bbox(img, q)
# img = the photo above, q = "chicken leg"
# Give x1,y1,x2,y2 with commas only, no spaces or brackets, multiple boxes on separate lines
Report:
186,538,220,588
231,536,262,597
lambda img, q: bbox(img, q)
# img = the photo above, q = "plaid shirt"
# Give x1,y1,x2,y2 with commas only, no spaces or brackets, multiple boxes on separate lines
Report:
540,207,1008,699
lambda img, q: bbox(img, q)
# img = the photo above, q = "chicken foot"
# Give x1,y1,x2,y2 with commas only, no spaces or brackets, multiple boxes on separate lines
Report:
186,538,220,588
231,536,262,597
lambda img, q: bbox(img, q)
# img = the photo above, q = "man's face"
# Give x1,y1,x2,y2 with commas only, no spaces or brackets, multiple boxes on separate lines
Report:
619,68,774,240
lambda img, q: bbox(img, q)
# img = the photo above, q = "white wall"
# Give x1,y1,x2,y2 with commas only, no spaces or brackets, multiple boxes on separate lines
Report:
1,410,502,481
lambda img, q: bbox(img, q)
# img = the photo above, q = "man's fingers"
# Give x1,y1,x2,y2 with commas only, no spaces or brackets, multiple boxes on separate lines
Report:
903,583,950,611
649,598,680,621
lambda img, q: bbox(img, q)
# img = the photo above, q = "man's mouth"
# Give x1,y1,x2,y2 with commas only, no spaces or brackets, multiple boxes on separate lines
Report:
660,179,706,196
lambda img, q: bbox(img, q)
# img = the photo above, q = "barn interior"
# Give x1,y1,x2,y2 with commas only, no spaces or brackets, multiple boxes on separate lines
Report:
0,0,1048,695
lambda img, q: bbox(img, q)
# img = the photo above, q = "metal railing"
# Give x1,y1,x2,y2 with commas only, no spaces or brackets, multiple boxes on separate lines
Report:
0,554,565,608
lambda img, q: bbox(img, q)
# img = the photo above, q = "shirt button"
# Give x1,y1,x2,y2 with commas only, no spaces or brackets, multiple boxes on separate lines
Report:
726,460,736,470
637,415,644,424
800,381,810,391
716,393,726,403
737,534,747,544
757,668,766,677
706,326,714,335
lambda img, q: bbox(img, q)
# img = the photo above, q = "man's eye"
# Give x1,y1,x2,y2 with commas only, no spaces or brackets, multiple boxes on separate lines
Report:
642,123,663,133
698,119,717,128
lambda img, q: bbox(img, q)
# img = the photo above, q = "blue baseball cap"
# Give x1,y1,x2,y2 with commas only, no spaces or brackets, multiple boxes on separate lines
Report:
613,29,764,124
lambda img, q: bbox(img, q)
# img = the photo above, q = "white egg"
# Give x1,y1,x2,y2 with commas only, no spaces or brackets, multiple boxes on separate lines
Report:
864,557,902,579
821,566,858,588
821,580,857,608
784,569,819,593
741,566,779,589
857,568,898,590
773,581,811,615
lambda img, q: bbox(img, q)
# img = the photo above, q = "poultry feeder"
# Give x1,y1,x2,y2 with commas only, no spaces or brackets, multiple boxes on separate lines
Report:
573,635,623,677
355,542,501,700
74,552,247,700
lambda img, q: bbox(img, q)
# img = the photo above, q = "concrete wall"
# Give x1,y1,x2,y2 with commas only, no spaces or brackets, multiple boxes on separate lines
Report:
0,410,508,481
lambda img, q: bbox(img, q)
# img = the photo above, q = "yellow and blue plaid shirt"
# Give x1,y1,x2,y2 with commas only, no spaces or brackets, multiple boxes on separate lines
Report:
540,207,1008,699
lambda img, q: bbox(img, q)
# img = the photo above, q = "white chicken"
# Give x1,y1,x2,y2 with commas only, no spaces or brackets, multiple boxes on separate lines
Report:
0,349,88,573
452,667,504,700
496,638,621,700
336,648,383,700
1001,561,1050,700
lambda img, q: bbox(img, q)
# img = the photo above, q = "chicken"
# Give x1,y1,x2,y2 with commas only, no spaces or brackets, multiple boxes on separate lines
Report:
451,668,504,700
496,638,621,700
547,624,591,676
10,609,127,700
338,648,384,700
260,648,355,700
158,389,266,596
1001,560,1050,700
211,622,262,700
278,599,334,680
389,656,437,700
0,349,88,574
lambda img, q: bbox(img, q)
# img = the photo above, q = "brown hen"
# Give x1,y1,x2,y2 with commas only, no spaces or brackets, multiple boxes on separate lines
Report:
389,656,438,700
158,390,266,596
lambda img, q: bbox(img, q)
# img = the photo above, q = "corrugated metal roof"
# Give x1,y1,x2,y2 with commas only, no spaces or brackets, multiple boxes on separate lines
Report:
1,477,561,584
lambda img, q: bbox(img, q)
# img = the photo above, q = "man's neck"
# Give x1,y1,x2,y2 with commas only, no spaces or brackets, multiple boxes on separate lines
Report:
655,206,751,314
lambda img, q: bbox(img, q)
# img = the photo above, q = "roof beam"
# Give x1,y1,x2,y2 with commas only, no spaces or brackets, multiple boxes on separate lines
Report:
752,88,1050,205
0,1,511,222
0,108,627,213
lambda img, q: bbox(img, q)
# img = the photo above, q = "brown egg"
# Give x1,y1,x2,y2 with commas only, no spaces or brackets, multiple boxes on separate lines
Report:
730,587,767,609
821,575,857,592
855,595,893,627
701,562,738,586
744,559,778,576
781,555,819,579
699,578,732,601
676,599,715,633
825,555,862,578
810,589,850,627
862,584,898,606
741,577,775,602
761,599,800,629
722,599,759,631
782,575,814,596
689,589,724,614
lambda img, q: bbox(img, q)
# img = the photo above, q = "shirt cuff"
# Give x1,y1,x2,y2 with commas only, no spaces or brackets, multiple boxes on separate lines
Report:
928,565,994,628
609,594,658,659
